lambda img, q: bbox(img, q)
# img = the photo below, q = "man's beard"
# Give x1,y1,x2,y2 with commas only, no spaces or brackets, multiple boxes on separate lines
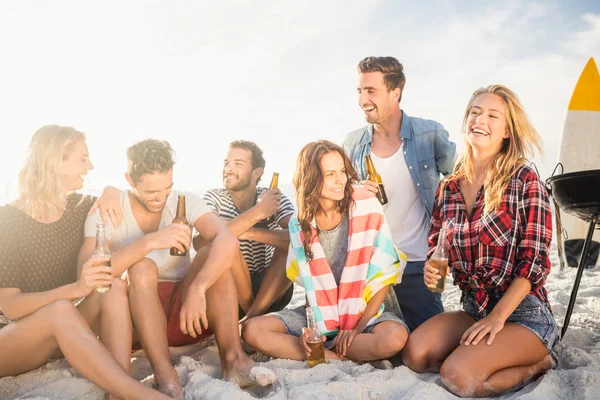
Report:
143,202,165,214
133,194,165,214
224,174,252,192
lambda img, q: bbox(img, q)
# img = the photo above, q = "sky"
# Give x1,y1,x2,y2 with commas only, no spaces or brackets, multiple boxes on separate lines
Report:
0,0,599,203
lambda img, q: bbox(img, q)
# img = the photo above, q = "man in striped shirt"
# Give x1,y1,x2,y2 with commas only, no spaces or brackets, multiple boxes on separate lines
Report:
196,140,295,319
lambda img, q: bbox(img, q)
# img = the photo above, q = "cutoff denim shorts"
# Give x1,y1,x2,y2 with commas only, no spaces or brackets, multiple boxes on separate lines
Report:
462,290,559,354
272,291,409,349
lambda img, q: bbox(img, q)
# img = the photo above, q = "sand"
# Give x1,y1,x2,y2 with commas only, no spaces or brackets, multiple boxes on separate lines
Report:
1,248,599,400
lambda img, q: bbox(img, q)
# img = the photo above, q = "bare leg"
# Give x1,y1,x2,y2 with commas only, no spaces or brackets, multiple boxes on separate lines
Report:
242,315,317,361
227,248,254,313
75,278,133,400
183,248,276,387
340,321,408,361
128,258,182,399
0,300,170,400
243,315,406,362
440,323,551,398
245,248,291,318
402,311,476,373
76,278,133,373
242,315,342,361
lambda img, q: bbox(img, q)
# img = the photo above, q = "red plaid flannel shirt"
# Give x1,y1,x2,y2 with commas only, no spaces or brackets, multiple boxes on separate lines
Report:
429,166,553,313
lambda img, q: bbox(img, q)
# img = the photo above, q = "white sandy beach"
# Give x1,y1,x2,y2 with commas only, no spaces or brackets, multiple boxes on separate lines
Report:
1,247,599,400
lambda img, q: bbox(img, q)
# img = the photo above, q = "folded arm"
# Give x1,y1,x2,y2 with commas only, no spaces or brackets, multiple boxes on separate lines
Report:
239,216,291,250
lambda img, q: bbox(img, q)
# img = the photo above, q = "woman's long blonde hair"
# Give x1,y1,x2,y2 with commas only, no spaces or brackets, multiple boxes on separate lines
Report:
441,85,544,213
16,125,86,218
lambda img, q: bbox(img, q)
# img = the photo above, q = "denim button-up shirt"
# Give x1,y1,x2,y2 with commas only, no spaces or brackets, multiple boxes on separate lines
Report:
342,111,457,217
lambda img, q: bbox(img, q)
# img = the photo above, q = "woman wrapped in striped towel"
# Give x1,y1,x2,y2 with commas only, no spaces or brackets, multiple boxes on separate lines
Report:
242,140,409,362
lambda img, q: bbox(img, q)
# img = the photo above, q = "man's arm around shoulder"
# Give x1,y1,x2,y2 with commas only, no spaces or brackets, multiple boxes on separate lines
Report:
195,188,284,249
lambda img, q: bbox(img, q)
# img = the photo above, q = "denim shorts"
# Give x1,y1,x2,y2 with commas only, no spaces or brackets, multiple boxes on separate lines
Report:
462,290,559,354
271,291,409,349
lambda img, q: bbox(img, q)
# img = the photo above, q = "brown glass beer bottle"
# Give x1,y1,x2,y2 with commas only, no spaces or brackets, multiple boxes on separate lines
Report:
306,306,326,367
265,172,279,224
170,195,188,256
364,155,388,205
428,219,454,293
92,222,112,293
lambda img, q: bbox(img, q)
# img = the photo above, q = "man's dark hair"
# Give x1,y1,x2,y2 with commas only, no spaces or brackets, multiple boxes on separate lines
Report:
229,140,266,183
127,139,176,183
358,56,406,103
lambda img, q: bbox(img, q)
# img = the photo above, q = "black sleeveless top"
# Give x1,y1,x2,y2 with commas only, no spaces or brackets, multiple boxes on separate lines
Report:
0,193,95,323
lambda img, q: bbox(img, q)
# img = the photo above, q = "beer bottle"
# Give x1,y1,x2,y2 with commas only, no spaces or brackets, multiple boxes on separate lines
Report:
170,195,188,256
428,219,454,293
306,307,326,367
364,155,388,205
265,172,279,224
92,222,112,293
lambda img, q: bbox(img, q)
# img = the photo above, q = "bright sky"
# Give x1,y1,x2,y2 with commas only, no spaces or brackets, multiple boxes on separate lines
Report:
1,0,599,203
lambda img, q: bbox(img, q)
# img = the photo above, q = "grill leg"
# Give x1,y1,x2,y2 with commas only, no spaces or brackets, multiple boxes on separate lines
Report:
561,220,597,340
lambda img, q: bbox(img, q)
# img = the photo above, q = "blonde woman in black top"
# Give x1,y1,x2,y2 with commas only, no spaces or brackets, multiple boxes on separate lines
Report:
0,126,171,400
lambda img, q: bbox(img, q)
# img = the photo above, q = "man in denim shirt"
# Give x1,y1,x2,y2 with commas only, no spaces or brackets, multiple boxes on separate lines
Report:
343,57,457,332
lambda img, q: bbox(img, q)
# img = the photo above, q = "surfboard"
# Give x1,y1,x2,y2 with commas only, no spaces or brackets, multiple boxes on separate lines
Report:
557,57,600,268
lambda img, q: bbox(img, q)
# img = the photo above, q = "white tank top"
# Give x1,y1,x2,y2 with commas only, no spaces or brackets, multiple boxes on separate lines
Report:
371,148,429,261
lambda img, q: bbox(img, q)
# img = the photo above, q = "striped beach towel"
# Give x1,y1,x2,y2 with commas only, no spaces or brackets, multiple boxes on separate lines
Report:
286,187,407,335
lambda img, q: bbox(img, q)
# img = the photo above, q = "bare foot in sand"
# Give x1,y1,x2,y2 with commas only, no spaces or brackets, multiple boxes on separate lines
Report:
223,355,277,388
324,349,347,361
156,381,183,400
531,354,554,378
153,366,184,399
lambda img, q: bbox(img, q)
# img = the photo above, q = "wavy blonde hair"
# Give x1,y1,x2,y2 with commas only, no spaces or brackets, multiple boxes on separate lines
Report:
16,125,86,219
440,85,544,213
292,140,358,262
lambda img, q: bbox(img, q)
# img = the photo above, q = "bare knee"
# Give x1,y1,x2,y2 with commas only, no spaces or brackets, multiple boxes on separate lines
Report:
373,324,408,359
241,317,266,347
45,299,80,326
440,360,480,398
102,278,129,304
240,318,257,344
402,336,434,373
110,277,128,293
128,258,159,288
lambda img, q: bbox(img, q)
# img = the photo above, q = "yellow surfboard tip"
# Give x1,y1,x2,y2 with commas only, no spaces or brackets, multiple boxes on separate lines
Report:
568,57,600,111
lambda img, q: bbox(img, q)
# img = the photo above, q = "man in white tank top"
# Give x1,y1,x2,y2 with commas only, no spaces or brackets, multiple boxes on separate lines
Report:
79,140,274,397
343,57,457,331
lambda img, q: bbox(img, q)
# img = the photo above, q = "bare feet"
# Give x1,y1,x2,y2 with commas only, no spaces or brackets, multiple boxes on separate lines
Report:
222,355,277,388
157,382,183,400
154,368,183,400
531,354,553,379
324,349,344,361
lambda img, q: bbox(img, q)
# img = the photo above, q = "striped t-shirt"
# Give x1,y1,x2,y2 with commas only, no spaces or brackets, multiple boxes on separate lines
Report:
202,187,295,274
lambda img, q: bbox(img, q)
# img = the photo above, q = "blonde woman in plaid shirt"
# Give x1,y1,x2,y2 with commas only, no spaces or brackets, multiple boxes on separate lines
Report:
402,85,559,398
